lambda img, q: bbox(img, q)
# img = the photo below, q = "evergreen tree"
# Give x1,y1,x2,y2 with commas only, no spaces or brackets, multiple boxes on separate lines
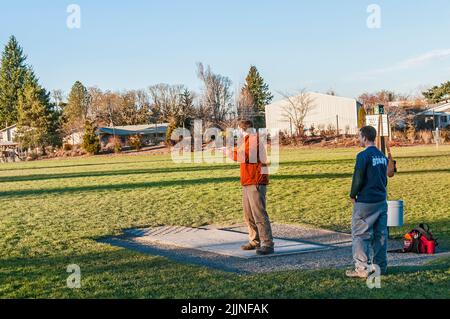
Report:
81,120,100,155
0,36,28,128
242,66,273,128
166,121,178,145
422,81,450,104
178,88,195,128
63,81,90,134
15,70,57,152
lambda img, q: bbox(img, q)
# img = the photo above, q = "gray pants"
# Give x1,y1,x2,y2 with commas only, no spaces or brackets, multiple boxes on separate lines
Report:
352,201,388,273
243,185,274,248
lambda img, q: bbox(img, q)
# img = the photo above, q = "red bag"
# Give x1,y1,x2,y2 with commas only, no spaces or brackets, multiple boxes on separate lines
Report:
419,236,436,254
400,224,437,254
416,224,437,254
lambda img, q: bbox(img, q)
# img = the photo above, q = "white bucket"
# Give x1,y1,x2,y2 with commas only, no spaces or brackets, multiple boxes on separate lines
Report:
387,200,404,227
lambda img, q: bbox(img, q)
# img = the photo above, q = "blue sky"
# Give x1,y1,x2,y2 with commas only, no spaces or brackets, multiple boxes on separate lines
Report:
1,0,449,101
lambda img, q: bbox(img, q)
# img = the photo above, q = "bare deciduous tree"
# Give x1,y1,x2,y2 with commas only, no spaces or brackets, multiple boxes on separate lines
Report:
357,90,422,129
148,83,185,124
51,89,64,111
279,89,316,136
196,62,233,128
237,87,256,121
87,88,151,127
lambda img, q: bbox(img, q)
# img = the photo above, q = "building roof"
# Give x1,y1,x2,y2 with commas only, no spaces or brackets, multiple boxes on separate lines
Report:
0,124,17,133
266,91,358,110
0,141,18,147
418,102,450,116
98,123,169,136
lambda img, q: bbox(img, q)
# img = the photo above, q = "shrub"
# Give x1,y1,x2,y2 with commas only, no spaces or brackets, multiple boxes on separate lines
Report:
128,135,142,151
114,138,122,154
419,130,433,144
406,124,416,143
81,121,101,155
440,128,450,143
325,124,336,136
165,121,178,145
279,131,292,145
63,143,73,151
26,151,39,161
392,129,407,141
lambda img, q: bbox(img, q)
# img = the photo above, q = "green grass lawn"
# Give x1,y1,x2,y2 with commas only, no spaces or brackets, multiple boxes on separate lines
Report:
0,145,449,298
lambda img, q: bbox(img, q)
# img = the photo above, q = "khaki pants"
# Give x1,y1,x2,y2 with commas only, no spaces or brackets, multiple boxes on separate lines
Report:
242,185,274,248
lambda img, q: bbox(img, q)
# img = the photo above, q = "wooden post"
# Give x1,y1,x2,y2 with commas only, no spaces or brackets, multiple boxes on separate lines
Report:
380,114,386,156
376,114,381,150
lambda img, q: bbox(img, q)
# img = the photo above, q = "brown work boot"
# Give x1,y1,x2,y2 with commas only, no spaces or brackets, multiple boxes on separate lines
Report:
256,246,274,256
241,243,260,251
345,269,369,278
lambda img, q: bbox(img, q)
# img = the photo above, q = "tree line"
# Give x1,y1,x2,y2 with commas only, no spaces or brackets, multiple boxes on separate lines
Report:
0,36,273,154
1,35,448,154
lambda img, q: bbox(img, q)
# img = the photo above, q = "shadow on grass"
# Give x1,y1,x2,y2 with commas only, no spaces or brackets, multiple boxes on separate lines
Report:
1,168,449,198
0,151,448,173
0,159,171,172
387,256,450,275
0,164,239,183
0,173,353,198
0,160,353,183
1,155,448,184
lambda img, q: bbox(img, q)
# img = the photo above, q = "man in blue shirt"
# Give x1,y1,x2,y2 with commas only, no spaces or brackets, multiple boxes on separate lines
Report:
346,126,389,278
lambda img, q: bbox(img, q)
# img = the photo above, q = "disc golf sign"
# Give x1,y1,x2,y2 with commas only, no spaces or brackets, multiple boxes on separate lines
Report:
366,115,389,137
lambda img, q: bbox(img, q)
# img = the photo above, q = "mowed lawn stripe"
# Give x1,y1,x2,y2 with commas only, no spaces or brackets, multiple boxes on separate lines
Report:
0,146,449,298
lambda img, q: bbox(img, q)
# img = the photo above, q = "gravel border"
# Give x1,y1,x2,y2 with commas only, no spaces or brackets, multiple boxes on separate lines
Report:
98,223,449,274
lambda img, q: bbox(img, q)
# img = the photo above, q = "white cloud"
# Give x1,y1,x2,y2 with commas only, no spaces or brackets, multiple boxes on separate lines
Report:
347,49,450,81
379,49,450,72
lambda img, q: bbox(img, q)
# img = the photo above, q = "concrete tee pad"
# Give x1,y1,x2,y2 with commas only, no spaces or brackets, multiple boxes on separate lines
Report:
99,223,449,274
123,226,331,259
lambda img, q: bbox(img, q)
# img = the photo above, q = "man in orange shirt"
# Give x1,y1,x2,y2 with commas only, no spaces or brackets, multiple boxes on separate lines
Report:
227,120,274,255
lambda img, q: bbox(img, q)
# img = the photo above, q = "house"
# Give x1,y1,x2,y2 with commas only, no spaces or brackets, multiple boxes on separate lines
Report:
63,130,84,146
416,102,450,129
265,92,363,135
98,124,169,148
0,124,17,144
0,124,19,163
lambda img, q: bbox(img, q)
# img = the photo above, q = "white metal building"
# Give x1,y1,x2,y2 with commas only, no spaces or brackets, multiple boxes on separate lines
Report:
265,92,362,135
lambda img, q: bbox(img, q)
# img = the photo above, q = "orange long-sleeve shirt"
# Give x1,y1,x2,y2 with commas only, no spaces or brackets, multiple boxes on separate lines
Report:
231,134,269,186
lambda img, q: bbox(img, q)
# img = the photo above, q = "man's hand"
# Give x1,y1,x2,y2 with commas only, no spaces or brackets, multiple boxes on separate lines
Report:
220,146,234,161
350,197,356,205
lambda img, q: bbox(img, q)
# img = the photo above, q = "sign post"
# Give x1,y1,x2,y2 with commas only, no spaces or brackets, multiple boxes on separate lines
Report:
366,107,389,155
433,128,440,150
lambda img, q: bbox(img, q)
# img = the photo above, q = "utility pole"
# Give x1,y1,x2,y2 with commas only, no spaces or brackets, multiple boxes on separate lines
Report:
432,110,436,130
336,115,339,137
107,98,116,145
